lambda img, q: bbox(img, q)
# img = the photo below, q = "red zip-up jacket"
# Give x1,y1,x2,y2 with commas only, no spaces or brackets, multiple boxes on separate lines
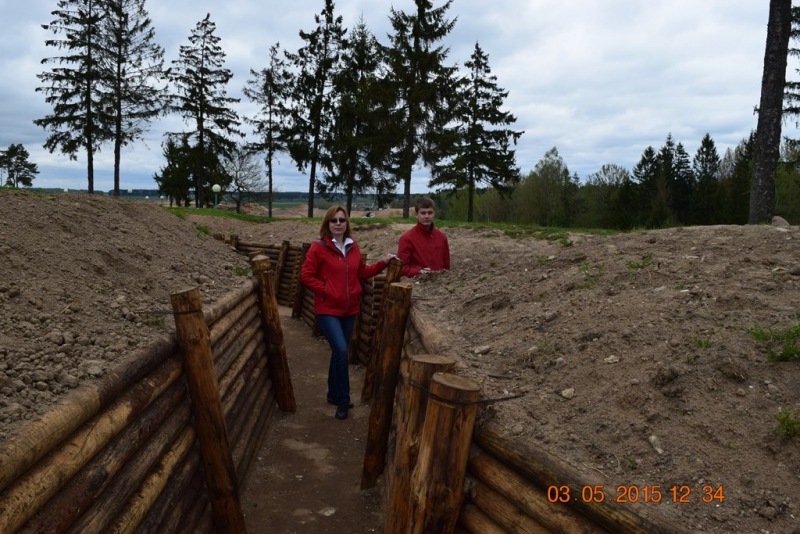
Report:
397,221,450,278
300,236,387,316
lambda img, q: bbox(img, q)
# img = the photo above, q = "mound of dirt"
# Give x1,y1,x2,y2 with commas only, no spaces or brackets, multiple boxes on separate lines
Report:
1,191,799,533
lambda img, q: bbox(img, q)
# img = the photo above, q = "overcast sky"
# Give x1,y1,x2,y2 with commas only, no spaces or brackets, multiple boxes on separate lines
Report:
1,0,796,194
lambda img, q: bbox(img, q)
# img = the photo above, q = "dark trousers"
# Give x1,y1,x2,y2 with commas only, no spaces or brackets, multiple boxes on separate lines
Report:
315,314,356,407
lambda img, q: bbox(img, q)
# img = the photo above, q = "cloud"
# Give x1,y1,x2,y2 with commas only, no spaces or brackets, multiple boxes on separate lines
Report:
1,0,793,193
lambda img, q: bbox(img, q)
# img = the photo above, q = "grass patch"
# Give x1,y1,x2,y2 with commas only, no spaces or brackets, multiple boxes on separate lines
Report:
195,224,210,240
234,266,256,276
576,261,603,289
626,254,653,270
692,335,713,350
748,318,800,362
774,409,800,438
167,206,278,223
143,315,165,327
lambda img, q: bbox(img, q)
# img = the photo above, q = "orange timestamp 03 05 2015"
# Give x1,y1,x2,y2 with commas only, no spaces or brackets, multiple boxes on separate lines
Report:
547,484,725,505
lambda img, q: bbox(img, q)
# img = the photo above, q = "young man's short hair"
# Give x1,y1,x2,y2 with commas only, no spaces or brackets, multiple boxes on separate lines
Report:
414,197,435,213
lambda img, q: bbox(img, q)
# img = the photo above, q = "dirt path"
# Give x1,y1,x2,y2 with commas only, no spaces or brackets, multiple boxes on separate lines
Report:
241,306,383,533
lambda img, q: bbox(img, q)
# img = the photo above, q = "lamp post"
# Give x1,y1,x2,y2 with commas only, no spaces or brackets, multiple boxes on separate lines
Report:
212,184,221,209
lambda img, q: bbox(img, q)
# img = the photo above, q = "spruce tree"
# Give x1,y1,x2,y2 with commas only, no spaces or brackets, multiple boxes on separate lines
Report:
169,14,241,207
383,0,458,218
430,42,522,222
243,43,291,218
672,142,694,224
153,137,194,206
283,0,346,217
323,18,395,213
96,0,168,196
35,0,108,194
632,146,658,227
720,133,755,224
692,133,721,225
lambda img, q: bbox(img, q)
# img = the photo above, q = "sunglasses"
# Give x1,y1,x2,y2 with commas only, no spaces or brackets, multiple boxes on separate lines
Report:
330,217,347,224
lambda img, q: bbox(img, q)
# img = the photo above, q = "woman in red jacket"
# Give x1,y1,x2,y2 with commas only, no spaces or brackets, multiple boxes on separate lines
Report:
300,206,394,420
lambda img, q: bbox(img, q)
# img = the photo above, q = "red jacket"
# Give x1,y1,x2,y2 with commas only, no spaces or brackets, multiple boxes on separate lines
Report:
397,222,450,277
300,237,387,316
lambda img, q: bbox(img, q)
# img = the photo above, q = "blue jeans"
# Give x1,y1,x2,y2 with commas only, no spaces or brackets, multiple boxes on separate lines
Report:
315,314,356,407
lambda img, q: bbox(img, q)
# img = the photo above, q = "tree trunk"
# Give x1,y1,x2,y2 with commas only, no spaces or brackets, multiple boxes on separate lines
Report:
750,0,792,224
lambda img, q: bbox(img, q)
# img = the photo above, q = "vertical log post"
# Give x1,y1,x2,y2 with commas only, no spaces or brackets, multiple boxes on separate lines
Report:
409,372,480,534
360,282,412,489
170,287,246,534
229,234,239,251
360,257,403,402
384,354,456,534
291,243,311,318
274,240,290,293
252,256,296,413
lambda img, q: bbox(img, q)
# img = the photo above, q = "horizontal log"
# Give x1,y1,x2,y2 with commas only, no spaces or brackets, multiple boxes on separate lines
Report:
208,293,258,348
301,313,316,330
468,452,598,534
19,379,187,534
475,428,689,534
459,504,507,534
360,311,376,326
138,442,202,533
354,345,369,366
203,279,257,328
219,336,264,407
236,241,282,250
233,375,272,480
0,358,183,534
105,427,197,534
64,403,193,534
213,314,262,382
0,335,176,493
470,479,551,533
301,306,316,322
358,329,374,349
408,305,463,367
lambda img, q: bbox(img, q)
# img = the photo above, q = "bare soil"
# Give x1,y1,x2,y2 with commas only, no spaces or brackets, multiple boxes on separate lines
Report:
1,191,799,533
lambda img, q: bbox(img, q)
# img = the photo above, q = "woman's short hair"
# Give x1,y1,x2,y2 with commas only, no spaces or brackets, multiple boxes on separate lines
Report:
319,205,353,239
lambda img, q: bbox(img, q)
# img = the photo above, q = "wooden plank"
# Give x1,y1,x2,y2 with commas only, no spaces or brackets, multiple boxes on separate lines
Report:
409,373,481,534
170,288,246,534
474,429,689,534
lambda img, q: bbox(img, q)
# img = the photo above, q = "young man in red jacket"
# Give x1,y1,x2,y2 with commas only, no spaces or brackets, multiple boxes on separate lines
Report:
397,197,450,278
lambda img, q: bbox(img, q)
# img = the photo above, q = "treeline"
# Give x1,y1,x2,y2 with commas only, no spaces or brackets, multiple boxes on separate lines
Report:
438,133,800,228
21,0,800,227
30,0,522,220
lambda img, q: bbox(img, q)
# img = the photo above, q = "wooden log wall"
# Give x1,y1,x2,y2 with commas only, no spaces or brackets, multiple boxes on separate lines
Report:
283,237,687,532
231,238,303,308
0,277,287,534
398,305,689,534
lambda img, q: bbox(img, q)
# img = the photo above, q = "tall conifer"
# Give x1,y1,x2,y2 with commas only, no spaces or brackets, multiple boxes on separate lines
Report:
430,42,522,222
169,14,241,207
35,0,108,193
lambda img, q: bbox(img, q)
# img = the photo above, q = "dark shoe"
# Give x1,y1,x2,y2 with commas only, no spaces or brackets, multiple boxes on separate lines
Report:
327,396,353,408
335,405,349,420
